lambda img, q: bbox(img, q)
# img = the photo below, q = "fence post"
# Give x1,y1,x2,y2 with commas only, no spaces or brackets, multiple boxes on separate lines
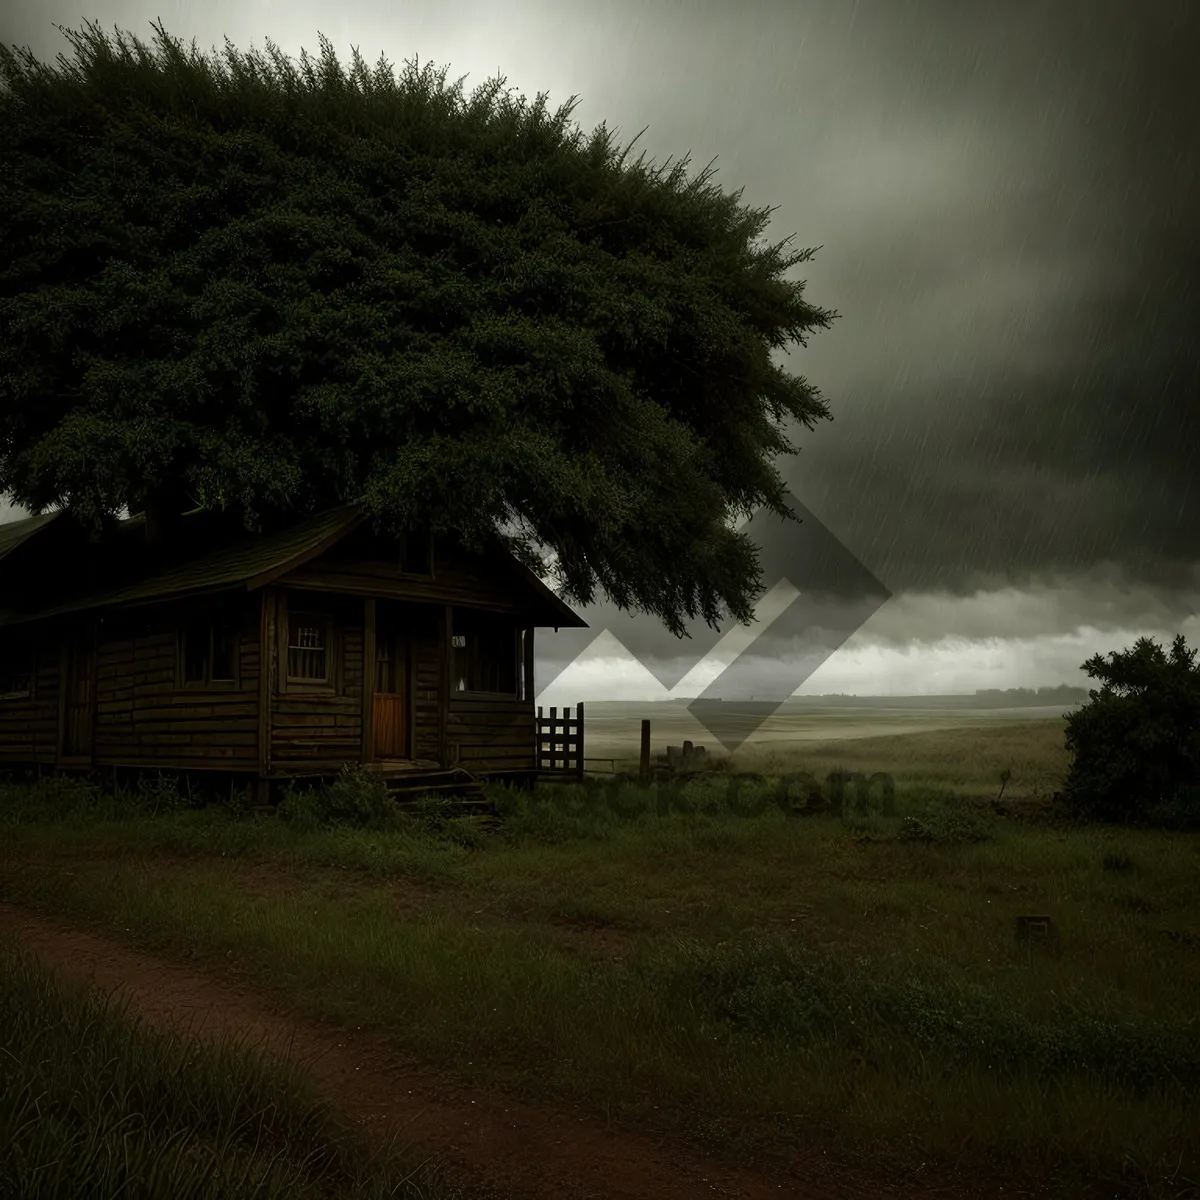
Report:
576,702,585,779
639,719,651,786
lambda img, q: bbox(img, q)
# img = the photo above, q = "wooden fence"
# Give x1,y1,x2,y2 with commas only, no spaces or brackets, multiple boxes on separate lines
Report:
536,703,584,777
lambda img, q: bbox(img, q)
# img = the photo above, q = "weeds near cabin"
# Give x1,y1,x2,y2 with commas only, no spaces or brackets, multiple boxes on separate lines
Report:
275,767,489,848
277,766,401,832
0,944,462,1200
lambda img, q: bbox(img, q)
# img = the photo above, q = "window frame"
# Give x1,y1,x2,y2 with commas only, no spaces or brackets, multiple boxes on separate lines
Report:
178,616,241,691
0,634,35,701
450,614,521,698
286,610,332,685
278,595,341,696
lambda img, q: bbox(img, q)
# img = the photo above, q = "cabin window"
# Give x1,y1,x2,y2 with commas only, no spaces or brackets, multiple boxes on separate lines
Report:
287,613,329,681
181,618,239,687
0,637,34,699
211,623,238,682
452,613,518,695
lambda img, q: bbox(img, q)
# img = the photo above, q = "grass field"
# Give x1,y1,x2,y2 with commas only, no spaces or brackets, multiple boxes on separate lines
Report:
583,701,1076,801
1,713,1197,1197
0,943,462,1199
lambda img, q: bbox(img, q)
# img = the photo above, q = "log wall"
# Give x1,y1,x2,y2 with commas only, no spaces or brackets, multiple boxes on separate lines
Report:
0,644,60,765
92,601,260,772
448,692,536,774
267,589,364,776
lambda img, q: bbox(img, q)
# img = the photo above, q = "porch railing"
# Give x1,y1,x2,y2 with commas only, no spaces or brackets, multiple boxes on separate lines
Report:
536,703,584,777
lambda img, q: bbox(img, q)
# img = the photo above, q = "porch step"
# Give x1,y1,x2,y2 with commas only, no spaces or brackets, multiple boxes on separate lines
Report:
383,765,490,810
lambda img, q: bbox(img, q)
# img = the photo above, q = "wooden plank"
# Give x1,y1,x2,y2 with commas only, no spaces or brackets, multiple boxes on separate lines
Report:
438,605,451,768
96,699,260,719
408,628,417,764
54,634,68,763
95,719,260,739
275,590,289,697
272,714,362,730
279,566,526,612
259,587,275,779
272,695,359,715
94,750,257,769
360,597,376,763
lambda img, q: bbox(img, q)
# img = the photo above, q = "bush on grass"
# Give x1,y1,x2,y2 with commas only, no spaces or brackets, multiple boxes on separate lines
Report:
278,766,397,833
1061,633,1200,828
896,797,996,845
275,766,486,848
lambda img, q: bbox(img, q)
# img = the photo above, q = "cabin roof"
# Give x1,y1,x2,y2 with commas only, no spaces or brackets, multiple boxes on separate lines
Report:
0,505,587,629
0,511,61,564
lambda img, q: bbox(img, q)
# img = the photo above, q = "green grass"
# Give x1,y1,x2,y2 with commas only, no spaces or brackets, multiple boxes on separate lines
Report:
0,942,465,1200
1,725,1197,1198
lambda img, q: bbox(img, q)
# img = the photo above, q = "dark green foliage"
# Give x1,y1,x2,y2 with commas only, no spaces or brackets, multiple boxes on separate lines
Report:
0,772,209,823
1060,634,1200,827
277,765,396,831
0,21,836,635
317,764,396,828
896,803,995,845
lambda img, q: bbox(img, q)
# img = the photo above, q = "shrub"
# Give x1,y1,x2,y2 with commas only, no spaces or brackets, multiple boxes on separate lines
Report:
897,806,994,845
129,772,189,815
1060,634,1200,826
320,765,397,830
276,767,398,832
276,786,327,833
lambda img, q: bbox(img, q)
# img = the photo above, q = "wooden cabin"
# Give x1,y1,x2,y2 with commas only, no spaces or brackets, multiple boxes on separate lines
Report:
0,505,586,798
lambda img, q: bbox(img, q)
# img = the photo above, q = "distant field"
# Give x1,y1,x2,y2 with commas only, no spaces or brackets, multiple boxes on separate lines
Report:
579,700,1074,800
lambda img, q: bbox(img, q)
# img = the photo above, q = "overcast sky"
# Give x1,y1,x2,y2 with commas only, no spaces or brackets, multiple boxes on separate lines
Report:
2,0,1197,698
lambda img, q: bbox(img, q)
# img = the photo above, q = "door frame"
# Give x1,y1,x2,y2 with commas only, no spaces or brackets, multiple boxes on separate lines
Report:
362,597,416,762
58,621,97,765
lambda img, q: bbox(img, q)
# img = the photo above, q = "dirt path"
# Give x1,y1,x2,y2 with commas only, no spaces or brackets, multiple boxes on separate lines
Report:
0,902,1041,1200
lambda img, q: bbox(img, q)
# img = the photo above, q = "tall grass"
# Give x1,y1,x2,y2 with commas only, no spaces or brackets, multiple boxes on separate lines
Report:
0,943,463,1200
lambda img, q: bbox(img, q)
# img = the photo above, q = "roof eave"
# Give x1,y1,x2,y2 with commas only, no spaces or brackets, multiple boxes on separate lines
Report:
243,507,368,591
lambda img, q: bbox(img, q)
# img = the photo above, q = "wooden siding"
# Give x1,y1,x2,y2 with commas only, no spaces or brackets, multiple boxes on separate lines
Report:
411,631,441,762
92,604,260,772
0,653,60,764
268,590,364,775
448,692,536,774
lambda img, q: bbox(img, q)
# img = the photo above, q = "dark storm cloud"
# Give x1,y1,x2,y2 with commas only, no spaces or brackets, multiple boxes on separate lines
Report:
763,0,1200,597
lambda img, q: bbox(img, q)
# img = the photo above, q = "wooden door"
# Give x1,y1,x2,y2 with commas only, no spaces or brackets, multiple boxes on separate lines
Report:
62,628,95,758
372,626,409,759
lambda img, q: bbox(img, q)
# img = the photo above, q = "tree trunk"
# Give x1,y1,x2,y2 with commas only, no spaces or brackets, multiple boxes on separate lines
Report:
143,484,187,546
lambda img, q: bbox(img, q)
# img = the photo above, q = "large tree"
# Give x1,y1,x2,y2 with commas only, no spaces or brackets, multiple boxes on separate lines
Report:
0,21,835,636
